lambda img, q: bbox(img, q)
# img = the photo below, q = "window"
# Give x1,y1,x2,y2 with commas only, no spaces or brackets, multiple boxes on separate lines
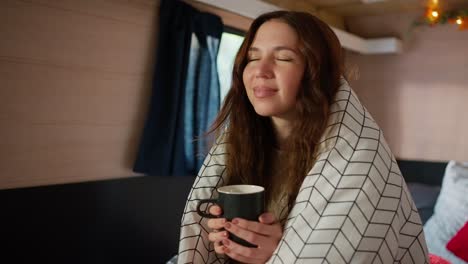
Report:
217,27,245,103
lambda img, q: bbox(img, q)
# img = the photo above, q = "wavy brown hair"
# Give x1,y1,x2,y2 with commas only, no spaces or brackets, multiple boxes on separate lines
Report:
209,11,344,212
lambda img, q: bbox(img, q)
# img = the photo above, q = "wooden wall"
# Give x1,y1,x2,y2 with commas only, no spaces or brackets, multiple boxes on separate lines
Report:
3,0,464,190
0,0,250,190
346,12,468,162
0,0,159,189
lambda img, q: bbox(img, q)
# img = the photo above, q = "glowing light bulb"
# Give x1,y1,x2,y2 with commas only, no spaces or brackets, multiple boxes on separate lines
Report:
432,11,439,17
432,0,438,4
456,18,463,25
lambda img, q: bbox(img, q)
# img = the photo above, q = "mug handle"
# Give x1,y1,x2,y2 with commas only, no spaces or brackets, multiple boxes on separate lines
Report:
196,199,219,218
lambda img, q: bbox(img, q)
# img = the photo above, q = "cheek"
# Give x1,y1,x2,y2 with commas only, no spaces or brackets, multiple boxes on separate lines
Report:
290,69,304,85
283,71,303,96
242,68,251,87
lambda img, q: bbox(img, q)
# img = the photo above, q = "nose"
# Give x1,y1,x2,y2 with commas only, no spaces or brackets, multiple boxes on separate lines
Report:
253,59,274,79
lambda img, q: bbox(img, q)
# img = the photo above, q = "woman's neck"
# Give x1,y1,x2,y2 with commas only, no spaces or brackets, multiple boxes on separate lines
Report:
271,116,293,150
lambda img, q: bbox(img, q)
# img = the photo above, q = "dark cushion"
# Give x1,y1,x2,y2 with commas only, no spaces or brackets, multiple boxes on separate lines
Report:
406,182,441,224
0,175,195,264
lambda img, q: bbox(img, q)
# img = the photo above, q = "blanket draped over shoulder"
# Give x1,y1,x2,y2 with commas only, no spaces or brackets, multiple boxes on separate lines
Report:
177,79,429,264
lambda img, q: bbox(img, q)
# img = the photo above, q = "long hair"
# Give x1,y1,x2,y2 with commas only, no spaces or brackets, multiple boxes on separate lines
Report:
209,11,344,213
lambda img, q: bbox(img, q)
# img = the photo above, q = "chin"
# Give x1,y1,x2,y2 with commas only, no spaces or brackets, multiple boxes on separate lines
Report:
252,106,280,117
254,111,273,117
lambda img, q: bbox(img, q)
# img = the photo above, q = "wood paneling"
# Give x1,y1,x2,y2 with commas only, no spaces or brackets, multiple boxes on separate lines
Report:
262,0,345,29
187,0,252,31
346,12,468,162
0,0,252,189
283,0,468,17
0,0,159,189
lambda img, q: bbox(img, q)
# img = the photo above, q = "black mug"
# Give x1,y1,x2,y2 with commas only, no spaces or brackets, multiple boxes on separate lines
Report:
196,184,265,247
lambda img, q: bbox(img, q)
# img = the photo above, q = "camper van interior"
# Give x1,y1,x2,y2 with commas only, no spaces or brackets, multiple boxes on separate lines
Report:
1,0,467,263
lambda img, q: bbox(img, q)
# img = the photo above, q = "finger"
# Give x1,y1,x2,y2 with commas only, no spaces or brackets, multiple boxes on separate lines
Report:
208,205,223,216
208,230,229,243
214,241,225,255
231,217,282,238
258,212,276,224
224,221,269,247
207,218,227,230
222,238,264,263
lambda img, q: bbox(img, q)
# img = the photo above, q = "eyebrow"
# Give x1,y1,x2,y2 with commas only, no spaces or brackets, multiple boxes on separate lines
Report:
248,46,299,54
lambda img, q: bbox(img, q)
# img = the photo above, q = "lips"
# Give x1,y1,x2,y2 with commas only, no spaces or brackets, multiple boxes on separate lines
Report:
253,86,277,98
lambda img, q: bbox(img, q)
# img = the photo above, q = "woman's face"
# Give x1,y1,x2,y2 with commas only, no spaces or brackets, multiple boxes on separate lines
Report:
243,20,306,121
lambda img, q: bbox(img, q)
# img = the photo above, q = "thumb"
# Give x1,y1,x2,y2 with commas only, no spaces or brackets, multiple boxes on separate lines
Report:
259,212,276,224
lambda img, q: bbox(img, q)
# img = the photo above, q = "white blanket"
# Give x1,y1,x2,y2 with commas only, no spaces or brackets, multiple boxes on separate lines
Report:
177,79,429,263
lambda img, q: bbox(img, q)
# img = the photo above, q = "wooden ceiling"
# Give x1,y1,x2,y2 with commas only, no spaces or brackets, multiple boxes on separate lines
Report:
263,0,468,17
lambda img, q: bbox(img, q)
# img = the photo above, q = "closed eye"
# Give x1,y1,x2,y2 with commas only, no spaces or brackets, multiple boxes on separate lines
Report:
247,58,259,62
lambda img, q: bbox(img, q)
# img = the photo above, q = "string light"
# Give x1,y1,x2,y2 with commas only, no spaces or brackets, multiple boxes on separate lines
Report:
415,1,468,30
428,0,439,9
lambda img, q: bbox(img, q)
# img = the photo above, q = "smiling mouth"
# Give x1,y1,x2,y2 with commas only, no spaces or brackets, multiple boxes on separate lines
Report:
253,86,277,98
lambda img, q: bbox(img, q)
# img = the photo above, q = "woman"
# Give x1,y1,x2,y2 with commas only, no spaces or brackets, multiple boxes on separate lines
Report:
177,11,429,263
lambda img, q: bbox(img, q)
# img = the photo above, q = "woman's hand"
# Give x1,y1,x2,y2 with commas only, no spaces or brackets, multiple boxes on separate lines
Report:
222,212,283,264
206,205,228,254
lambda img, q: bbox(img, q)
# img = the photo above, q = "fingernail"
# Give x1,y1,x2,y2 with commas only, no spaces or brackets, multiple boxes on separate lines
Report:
225,222,231,229
222,231,228,237
260,213,272,222
220,219,226,224
223,239,230,246
232,219,239,224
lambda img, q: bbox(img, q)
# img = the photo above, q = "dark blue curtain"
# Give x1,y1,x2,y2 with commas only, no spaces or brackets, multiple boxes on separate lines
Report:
133,0,223,176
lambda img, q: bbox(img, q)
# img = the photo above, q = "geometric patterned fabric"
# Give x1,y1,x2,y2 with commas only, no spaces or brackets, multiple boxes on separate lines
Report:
177,79,430,263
